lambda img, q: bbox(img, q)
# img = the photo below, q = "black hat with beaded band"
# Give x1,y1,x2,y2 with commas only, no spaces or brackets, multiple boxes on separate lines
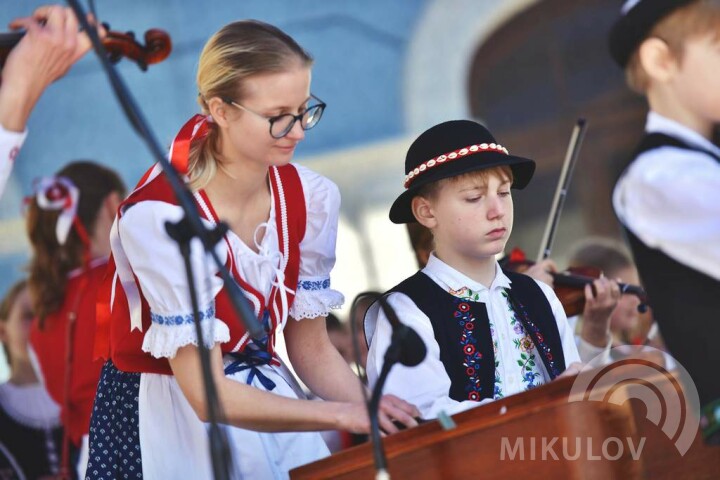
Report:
389,119,536,224
608,0,696,68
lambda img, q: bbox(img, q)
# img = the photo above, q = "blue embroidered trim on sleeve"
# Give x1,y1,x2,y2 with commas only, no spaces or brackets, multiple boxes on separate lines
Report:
150,303,216,326
297,278,331,291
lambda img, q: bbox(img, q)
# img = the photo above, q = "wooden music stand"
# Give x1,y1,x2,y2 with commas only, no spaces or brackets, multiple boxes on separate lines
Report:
291,359,720,479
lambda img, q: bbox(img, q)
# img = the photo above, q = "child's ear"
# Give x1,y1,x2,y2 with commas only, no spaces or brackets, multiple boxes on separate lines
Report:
639,37,677,83
411,196,437,229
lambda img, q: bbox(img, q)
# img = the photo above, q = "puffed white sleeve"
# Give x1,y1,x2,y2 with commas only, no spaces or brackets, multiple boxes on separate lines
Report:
533,279,582,366
118,200,230,358
0,126,27,198
289,165,344,320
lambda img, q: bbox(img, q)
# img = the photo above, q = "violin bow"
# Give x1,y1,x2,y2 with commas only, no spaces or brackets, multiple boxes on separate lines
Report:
535,118,588,263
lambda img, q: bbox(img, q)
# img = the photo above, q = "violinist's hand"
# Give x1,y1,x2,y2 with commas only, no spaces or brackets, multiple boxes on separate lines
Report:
579,276,620,348
524,258,558,287
0,5,105,132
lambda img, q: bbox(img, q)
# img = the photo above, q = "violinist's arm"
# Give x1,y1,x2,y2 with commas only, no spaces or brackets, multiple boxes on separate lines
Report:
523,258,558,287
0,5,102,132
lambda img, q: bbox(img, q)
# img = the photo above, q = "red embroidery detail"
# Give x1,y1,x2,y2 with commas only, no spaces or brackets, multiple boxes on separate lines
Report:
9,146,19,163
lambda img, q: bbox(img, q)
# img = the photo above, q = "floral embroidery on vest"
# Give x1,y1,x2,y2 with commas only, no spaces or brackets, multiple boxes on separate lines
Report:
503,288,560,380
452,298,483,401
449,286,505,400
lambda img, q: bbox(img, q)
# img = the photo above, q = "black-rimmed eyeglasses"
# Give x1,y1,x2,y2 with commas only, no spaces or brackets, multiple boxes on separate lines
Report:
222,94,326,139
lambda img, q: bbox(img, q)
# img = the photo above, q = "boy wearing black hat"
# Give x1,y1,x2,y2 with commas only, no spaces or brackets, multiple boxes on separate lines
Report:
609,0,720,444
364,120,583,419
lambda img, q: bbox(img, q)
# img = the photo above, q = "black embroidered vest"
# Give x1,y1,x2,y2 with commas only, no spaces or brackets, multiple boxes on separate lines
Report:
617,133,720,409
387,270,566,403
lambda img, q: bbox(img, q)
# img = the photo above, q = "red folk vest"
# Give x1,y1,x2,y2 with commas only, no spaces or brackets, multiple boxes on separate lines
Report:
94,157,307,375
30,261,107,446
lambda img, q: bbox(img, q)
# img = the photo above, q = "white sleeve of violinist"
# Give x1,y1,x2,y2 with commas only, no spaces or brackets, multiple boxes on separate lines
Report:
575,334,612,365
0,125,27,198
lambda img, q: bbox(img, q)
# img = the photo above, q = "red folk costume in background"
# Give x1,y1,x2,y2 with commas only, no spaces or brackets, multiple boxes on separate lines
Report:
27,177,105,469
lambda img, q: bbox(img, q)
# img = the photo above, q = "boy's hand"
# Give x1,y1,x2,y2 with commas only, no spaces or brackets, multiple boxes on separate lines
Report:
377,394,421,434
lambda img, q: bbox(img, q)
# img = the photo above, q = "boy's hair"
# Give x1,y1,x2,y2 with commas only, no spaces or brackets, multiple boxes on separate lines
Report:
567,237,634,279
0,279,29,363
406,222,434,269
415,165,513,201
626,0,720,93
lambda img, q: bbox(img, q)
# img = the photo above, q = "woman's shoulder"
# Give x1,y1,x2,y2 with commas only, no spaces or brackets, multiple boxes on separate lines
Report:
290,163,339,196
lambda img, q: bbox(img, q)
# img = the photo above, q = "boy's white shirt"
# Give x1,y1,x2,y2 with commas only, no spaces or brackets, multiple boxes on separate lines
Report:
365,253,582,420
613,111,720,281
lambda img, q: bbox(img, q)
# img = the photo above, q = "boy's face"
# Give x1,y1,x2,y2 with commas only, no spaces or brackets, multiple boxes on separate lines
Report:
422,170,513,266
671,33,720,124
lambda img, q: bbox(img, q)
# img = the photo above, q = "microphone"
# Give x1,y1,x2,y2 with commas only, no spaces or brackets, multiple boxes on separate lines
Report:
376,295,426,367
366,294,426,479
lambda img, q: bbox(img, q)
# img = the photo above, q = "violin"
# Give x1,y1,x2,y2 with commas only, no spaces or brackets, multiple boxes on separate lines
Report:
501,248,649,317
0,23,171,71
500,118,651,317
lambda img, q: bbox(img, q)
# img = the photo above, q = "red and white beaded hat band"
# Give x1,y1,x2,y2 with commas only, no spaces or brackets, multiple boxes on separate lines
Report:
404,142,510,189
389,120,536,224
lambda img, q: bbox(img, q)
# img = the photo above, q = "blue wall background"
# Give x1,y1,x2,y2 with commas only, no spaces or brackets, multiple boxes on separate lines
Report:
0,0,429,293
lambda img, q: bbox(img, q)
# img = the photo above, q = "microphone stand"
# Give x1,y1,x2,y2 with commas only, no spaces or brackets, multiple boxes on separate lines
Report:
65,2,266,478
364,294,427,480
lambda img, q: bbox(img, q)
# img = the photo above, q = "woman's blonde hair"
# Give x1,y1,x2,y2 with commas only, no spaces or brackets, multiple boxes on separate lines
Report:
626,0,720,93
26,161,125,325
190,20,313,190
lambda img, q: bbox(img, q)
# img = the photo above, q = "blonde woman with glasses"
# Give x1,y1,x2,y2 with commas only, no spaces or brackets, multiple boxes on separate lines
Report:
87,20,418,479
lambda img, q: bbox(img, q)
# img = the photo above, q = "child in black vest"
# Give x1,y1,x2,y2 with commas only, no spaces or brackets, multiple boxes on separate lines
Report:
609,0,720,444
365,120,582,419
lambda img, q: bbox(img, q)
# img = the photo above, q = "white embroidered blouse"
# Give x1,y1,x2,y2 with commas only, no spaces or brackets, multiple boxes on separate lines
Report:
116,163,344,359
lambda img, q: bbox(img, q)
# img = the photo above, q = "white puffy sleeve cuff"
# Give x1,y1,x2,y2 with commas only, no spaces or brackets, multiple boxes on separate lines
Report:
0,126,27,198
289,165,345,320
118,200,230,358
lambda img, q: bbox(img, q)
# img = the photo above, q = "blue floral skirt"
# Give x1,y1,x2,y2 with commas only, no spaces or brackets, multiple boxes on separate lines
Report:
85,361,143,479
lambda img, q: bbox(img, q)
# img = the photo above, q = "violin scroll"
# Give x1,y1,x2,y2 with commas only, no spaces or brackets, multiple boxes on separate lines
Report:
0,24,171,71
102,25,171,71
